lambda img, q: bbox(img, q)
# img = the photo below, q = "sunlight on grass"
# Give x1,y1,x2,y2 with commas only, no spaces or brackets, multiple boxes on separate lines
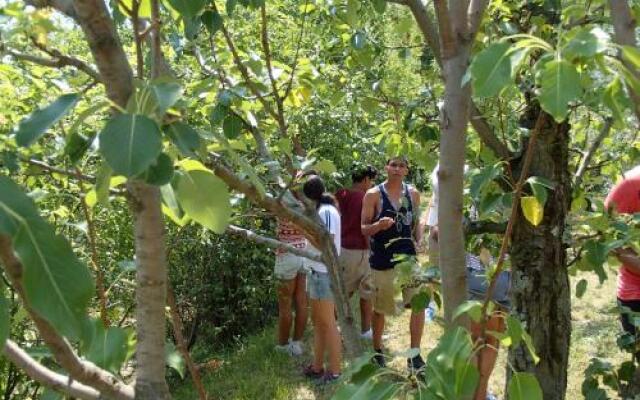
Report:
172,272,628,399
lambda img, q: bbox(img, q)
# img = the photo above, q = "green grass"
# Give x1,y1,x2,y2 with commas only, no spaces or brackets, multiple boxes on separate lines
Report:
172,272,629,399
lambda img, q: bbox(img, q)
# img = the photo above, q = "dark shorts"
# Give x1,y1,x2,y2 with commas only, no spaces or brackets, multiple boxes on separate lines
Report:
467,267,511,310
618,298,640,335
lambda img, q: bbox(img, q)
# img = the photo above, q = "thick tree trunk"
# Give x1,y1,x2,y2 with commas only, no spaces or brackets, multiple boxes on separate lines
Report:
508,109,571,400
128,182,171,399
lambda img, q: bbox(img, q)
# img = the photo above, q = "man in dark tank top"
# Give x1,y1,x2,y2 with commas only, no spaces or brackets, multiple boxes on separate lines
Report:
361,156,426,374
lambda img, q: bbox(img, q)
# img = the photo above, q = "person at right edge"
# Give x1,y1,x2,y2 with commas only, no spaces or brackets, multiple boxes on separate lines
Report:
605,165,640,361
361,156,425,374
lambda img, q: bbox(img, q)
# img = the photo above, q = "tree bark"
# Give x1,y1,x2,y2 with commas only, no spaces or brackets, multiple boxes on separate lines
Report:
435,0,478,325
609,0,640,124
3,340,101,400
508,109,571,400
128,182,171,399
67,2,170,397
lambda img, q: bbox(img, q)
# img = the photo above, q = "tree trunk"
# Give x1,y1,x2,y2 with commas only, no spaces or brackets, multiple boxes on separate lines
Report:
438,45,471,325
508,108,571,400
128,182,171,399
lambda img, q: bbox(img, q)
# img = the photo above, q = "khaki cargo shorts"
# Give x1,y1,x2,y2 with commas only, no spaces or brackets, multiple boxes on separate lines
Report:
371,268,420,316
339,248,373,300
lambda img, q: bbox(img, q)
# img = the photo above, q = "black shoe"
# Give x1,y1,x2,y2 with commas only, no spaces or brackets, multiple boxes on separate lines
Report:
372,349,386,368
407,354,426,374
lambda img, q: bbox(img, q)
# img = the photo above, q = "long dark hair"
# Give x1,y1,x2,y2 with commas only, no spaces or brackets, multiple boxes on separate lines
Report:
303,175,336,209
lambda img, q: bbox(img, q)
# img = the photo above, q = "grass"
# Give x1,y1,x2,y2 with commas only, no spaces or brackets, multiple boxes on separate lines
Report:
172,272,628,400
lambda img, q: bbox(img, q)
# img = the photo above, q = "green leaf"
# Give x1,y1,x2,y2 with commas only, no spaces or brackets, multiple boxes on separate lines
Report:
84,319,129,373
165,122,202,157
151,81,182,114
522,331,540,364
64,101,108,163
508,372,543,400
506,316,524,347
95,162,113,207
370,0,386,13
227,0,237,15
603,78,630,124
410,290,430,313
622,46,640,70
576,278,588,298
537,59,582,122
471,42,513,98
201,10,223,35
14,93,79,147
0,177,94,340
175,170,231,233
140,153,174,186
563,27,609,61
351,31,366,50
166,341,185,378
452,300,483,323
222,114,244,139
167,0,205,18
98,114,163,177
314,159,337,174
469,163,503,199
527,176,554,206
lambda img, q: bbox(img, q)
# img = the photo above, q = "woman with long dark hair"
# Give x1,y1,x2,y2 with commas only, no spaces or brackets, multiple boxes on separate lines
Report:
301,175,342,383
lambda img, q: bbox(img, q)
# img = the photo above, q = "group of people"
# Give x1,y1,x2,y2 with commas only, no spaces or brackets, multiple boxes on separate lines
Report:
273,156,505,399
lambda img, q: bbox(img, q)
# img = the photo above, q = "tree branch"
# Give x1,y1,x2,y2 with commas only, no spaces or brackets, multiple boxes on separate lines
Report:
468,0,489,38
226,224,322,262
213,3,280,123
470,105,513,159
3,340,101,400
23,0,76,19
0,235,135,400
405,0,442,67
433,0,455,58
609,0,640,124
574,116,613,190
2,45,101,82
397,0,512,160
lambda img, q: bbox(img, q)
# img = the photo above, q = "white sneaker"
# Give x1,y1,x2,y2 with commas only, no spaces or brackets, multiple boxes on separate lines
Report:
360,329,373,340
275,343,291,354
289,340,304,356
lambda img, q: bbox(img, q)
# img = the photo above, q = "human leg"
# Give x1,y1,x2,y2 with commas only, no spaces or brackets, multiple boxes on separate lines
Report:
470,313,505,400
292,272,308,342
310,299,327,372
276,279,296,346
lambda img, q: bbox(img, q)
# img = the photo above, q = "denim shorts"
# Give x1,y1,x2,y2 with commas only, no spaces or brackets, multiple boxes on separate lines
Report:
308,270,333,301
274,253,306,280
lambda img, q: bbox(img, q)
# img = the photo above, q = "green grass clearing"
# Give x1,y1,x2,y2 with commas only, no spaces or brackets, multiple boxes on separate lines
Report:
172,272,628,399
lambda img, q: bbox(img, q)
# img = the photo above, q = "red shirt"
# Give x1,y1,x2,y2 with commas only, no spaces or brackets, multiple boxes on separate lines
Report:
605,167,640,300
336,188,368,250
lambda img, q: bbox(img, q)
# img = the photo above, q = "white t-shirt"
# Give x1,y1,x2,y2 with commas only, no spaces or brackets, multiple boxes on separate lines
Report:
427,164,439,227
305,204,341,273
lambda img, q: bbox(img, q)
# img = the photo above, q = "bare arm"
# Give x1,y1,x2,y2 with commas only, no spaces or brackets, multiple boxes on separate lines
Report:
613,248,640,275
410,188,423,244
361,189,394,236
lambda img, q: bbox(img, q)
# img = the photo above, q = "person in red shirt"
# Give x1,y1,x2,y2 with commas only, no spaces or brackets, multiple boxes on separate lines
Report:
335,164,378,339
606,166,640,348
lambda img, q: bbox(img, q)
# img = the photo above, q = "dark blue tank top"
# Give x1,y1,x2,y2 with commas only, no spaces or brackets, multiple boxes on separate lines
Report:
369,183,416,270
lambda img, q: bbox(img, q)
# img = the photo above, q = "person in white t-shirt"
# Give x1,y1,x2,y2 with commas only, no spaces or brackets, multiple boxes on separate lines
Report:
301,175,342,384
